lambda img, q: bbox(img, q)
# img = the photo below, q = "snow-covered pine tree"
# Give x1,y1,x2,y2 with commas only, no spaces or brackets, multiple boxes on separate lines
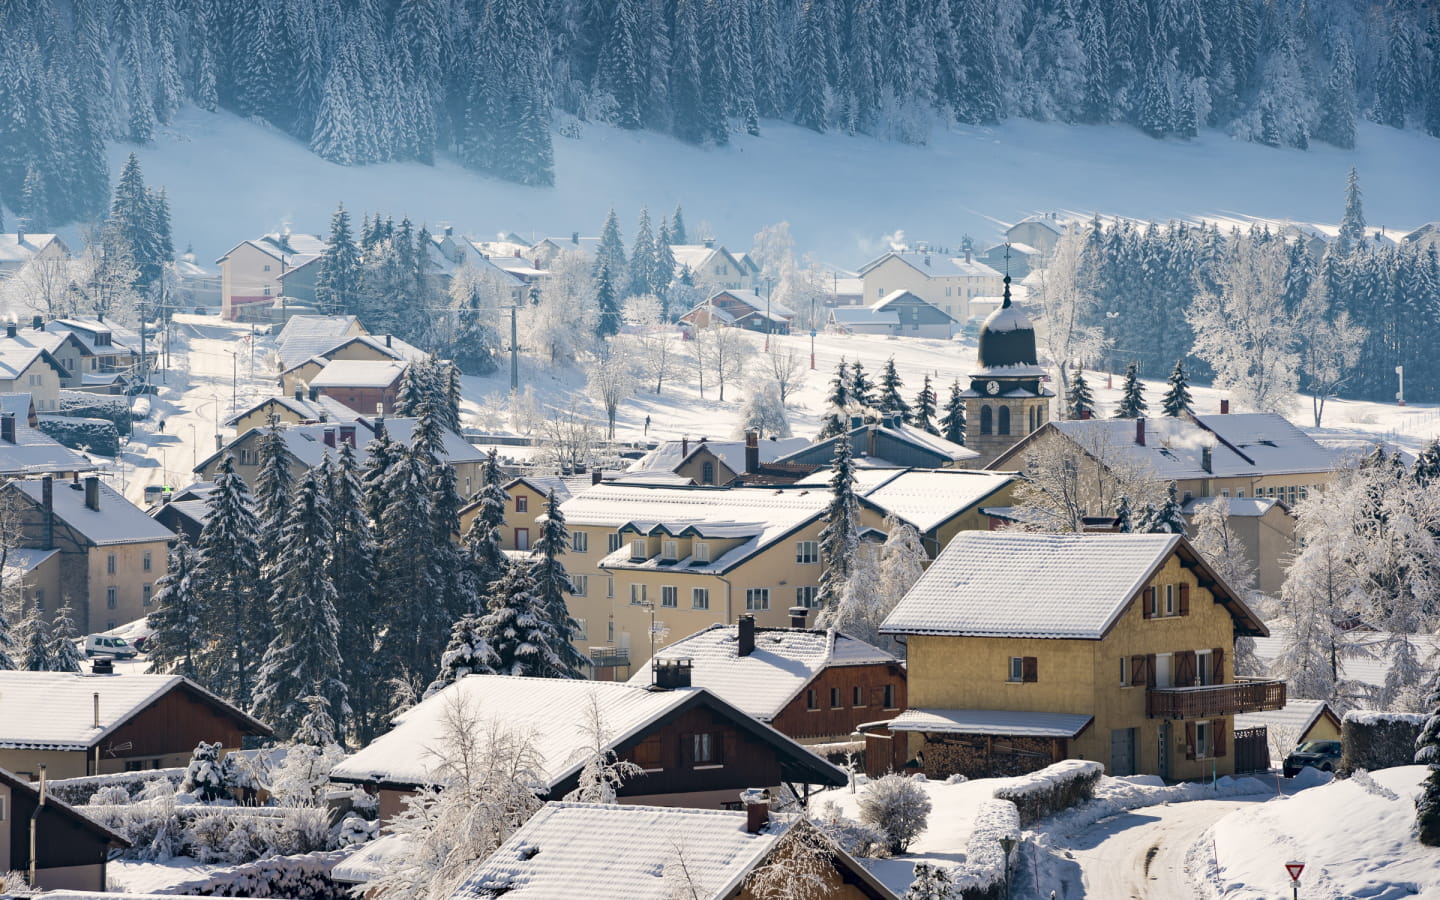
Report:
48,603,83,673
18,605,51,671
912,374,939,434
904,862,956,900
939,379,966,444
1115,362,1147,418
530,491,589,679
595,208,628,284
1337,167,1366,256
628,206,659,299
253,419,295,582
315,203,361,315
146,536,203,680
1134,482,1186,534
792,0,830,132
1414,440,1440,487
594,257,621,338
254,469,347,740
653,222,677,307
815,431,860,610
817,360,850,439
415,397,467,623
193,454,263,704
1066,367,1095,419
326,443,380,743
464,450,510,607
1315,37,1357,150
1161,359,1193,416
848,360,875,412
0,602,13,670
424,613,498,699
670,205,688,245
1416,669,1440,845
478,562,560,677
877,357,911,422
669,0,709,144
107,153,166,291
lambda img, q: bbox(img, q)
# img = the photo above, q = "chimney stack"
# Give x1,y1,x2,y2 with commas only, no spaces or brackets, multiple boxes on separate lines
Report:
1201,445,1212,474
571,232,580,245
681,436,689,457
788,606,810,629
15,228,23,245
1220,398,1230,415
31,315,42,330
295,385,304,401
323,427,336,448
84,475,100,511
741,789,771,834
651,657,693,690
0,413,13,444
385,334,392,348
737,615,756,656
745,431,759,474
592,469,603,485
5,323,15,338
1135,418,1146,447
309,386,319,401
92,658,112,675
93,692,100,727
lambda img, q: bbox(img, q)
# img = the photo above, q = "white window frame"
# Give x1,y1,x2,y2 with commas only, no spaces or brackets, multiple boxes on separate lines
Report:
691,587,710,610
106,586,117,609
1119,656,1129,686
1196,649,1214,686
796,586,819,608
796,540,819,564
693,542,710,563
630,583,646,606
574,618,588,640
630,539,647,560
1195,720,1212,759
661,585,678,608
608,533,623,553
745,588,770,611
572,574,588,597
572,532,588,553
1165,584,1175,616
661,540,679,561
1008,657,1024,683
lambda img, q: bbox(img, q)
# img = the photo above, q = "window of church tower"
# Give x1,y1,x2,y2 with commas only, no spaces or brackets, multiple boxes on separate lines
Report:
980,406,993,434
998,407,1011,435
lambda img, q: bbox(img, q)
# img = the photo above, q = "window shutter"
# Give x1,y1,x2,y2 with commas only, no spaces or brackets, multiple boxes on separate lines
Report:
1185,721,1197,760
1141,587,1154,619
1178,584,1190,616
1212,647,1225,683
1176,650,1196,687
1130,655,1146,687
1213,721,1227,757
1145,654,1156,688
1022,656,1038,683
680,733,694,767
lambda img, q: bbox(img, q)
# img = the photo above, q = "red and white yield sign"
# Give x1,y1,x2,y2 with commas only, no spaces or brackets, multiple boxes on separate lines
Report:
1285,862,1305,882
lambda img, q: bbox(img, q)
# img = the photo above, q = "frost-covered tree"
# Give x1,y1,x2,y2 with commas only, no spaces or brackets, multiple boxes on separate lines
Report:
1066,367,1095,419
193,455,263,704
815,432,860,611
478,563,560,677
913,375,939,434
905,863,957,900
624,295,683,394
179,741,228,802
848,361,876,411
1296,276,1366,427
48,603,83,673
1161,359,1193,416
858,774,931,854
315,203,361,315
327,443,380,744
1134,483,1187,534
146,537,202,680
1010,426,1163,532
531,491,589,679
1115,362,1146,418
939,379,966,444
1416,669,1440,845
877,357,910,422
424,613,498,700
253,420,294,583
564,692,645,803
692,322,753,401
1337,167,1367,256
1034,233,1103,413
587,346,637,439
818,360,851,439
17,605,51,671
735,380,791,439
820,516,928,652
1189,496,1263,675
464,450,511,604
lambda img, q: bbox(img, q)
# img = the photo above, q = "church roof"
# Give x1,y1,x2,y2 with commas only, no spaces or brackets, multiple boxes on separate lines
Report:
974,278,1040,373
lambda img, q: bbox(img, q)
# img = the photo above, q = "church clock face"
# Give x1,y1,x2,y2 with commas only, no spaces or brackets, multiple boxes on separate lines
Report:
985,380,1000,395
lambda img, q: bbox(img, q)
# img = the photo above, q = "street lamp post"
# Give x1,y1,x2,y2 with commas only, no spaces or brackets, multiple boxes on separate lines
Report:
763,276,775,352
999,836,1017,900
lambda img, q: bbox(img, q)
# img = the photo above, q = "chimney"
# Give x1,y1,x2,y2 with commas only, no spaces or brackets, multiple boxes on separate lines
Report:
1220,398,1230,415
681,436,689,457
15,228,23,245
745,431,759,473
0,413,13,444
788,605,810,629
295,385,304,401
42,474,53,549
1135,418,1146,447
339,424,357,447
84,475,100,511
651,657,693,690
444,225,453,237
385,334,392,348
1201,446,1212,474
868,427,879,459
737,615,756,656
592,469,603,485
323,427,336,448
309,386,319,401
5,323,15,338
571,232,580,245
704,237,715,249
1080,408,1092,420
741,789,771,834
92,657,113,675
31,315,42,330
94,692,100,726
924,255,931,266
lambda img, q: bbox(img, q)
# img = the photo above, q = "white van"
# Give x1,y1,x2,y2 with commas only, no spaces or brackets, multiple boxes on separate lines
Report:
85,634,138,659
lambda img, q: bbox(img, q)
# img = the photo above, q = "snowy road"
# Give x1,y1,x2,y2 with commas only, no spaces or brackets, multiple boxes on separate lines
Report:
1047,795,1272,899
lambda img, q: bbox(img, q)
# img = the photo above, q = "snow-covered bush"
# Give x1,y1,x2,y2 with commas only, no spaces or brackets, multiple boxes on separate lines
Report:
904,862,957,900
812,800,888,858
857,774,932,854
46,767,185,806
88,784,131,805
146,849,350,900
36,415,119,456
1341,710,1426,775
269,743,346,807
992,759,1103,826
180,741,229,801
0,870,32,896
948,799,1020,897
337,814,376,848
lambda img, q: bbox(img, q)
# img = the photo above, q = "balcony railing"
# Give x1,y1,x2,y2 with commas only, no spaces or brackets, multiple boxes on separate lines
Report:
588,647,631,669
1146,680,1286,719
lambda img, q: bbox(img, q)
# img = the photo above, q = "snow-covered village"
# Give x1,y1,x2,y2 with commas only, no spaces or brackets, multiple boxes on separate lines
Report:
2,1,1440,899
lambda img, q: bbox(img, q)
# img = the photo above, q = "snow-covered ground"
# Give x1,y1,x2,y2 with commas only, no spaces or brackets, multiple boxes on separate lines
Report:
1196,765,1440,900
103,106,1440,271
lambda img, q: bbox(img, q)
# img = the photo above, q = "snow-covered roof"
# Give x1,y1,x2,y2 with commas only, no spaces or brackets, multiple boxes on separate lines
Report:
334,833,411,884
671,244,738,274
857,251,1000,280
330,674,843,791
0,338,66,380
870,290,956,321
223,393,358,427
281,333,427,373
450,802,796,900
49,318,143,356
4,546,58,573
887,708,1093,738
1234,699,1337,742
980,302,1033,334
0,672,269,751
309,359,406,389
216,232,325,266
561,483,830,574
0,397,97,477
198,416,483,474
1192,413,1340,475
853,468,1016,533
628,437,810,477
881,531,1267,639
629,625,897,720
536,236,601,258
0,233,63,265
983,241,1041,256
275,315,364,368
8,478,174,545
1181,496,1279,518
1252,630,1440,692
830,308,901,327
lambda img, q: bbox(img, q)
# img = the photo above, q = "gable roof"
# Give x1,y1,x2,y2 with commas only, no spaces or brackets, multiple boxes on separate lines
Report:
0,399,97,477
309,358,407,389
196,415,484,474
0,672,270,751
215,231,325,266
630,625,897,720
857,251,1000,280
8,477,175,545
275,315,366,368
670,243,747,276
841,467,1016,533
871,289,957,321
628,438,811,478
329,675,845,791
0,766,130,848
0,233,66,265
1234,699,1339,741
0,339,69,380
776,422,978,469
829,307,901,327
880,531,1268,639
223,393,358,427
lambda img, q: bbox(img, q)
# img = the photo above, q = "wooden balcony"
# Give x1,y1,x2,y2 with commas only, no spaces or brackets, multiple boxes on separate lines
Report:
588,647,631,670
1146,679,1286,719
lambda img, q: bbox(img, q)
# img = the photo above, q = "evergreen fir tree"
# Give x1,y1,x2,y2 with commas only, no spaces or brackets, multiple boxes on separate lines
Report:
818,359,850,439
255,469,347,739
913,375,939,434
253,420,295,580
1371,19,1413,129
146,537,203,680
1315,38,1357,149
373,437,445,702
670,205,688,244
939,379,966,445
877,357,910,422
328,442,381,744
1161,359,1194,416
48,604,83,673
816,432,860,610
1116,362,1147,418
628,206,659,298
315,203,361,315
670,0,709,144
1413,440,1440,487
1416,669,1440,845
792,0,830,132
595,208,628,284
424,612,499,699
848,361,875,411
18,606,51,671
477,563,560,677
595,257,621,338
193,455,264,704
1136,483,1187,534
1337,167,1366,256
464,450,510,607
108,153,165,291
530,491,589,678
654,222,677,308
1066,368,1095,419
1115,495,1135,533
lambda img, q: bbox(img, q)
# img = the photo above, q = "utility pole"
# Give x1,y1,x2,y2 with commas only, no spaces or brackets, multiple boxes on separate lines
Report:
510,305,520,392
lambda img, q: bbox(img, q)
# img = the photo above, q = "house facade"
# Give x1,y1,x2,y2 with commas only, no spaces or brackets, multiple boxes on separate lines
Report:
0,330,70,411
215,231,326,321
671,243,753,291
627,434,811,487
0,767,128,890
877,532,1281,781
680,289,794,334
309,359,406,415
856,251,1001,324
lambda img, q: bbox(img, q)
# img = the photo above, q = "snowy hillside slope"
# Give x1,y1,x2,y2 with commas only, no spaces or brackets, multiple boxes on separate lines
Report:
105,106,1440,269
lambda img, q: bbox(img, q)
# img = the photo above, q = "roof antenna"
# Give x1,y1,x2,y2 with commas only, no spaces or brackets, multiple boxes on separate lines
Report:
1002,243,1012,309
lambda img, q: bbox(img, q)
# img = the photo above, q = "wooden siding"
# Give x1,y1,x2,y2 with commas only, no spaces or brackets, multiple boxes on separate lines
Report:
770,663,907,741
104,685,255,764
600,705,784,803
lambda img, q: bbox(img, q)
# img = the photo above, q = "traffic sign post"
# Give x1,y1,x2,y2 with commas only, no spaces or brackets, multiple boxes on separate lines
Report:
1285,861,1304,900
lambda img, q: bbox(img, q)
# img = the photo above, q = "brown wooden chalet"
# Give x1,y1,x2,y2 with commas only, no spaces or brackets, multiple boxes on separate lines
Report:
0,766,129,890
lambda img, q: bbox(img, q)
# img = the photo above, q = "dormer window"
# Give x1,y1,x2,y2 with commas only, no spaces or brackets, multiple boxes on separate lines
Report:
661,540,678,562
630,539,647,560
692,542,710,563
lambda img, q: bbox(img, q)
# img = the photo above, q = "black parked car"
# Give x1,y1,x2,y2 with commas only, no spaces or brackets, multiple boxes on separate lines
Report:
1283,739,1342,777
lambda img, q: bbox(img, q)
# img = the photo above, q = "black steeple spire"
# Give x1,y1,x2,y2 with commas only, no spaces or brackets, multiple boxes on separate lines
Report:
1002,243,1012,309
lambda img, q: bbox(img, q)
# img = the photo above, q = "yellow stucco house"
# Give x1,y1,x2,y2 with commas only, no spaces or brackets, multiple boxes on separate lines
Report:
856,250,1001,325
878,531,1281,782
